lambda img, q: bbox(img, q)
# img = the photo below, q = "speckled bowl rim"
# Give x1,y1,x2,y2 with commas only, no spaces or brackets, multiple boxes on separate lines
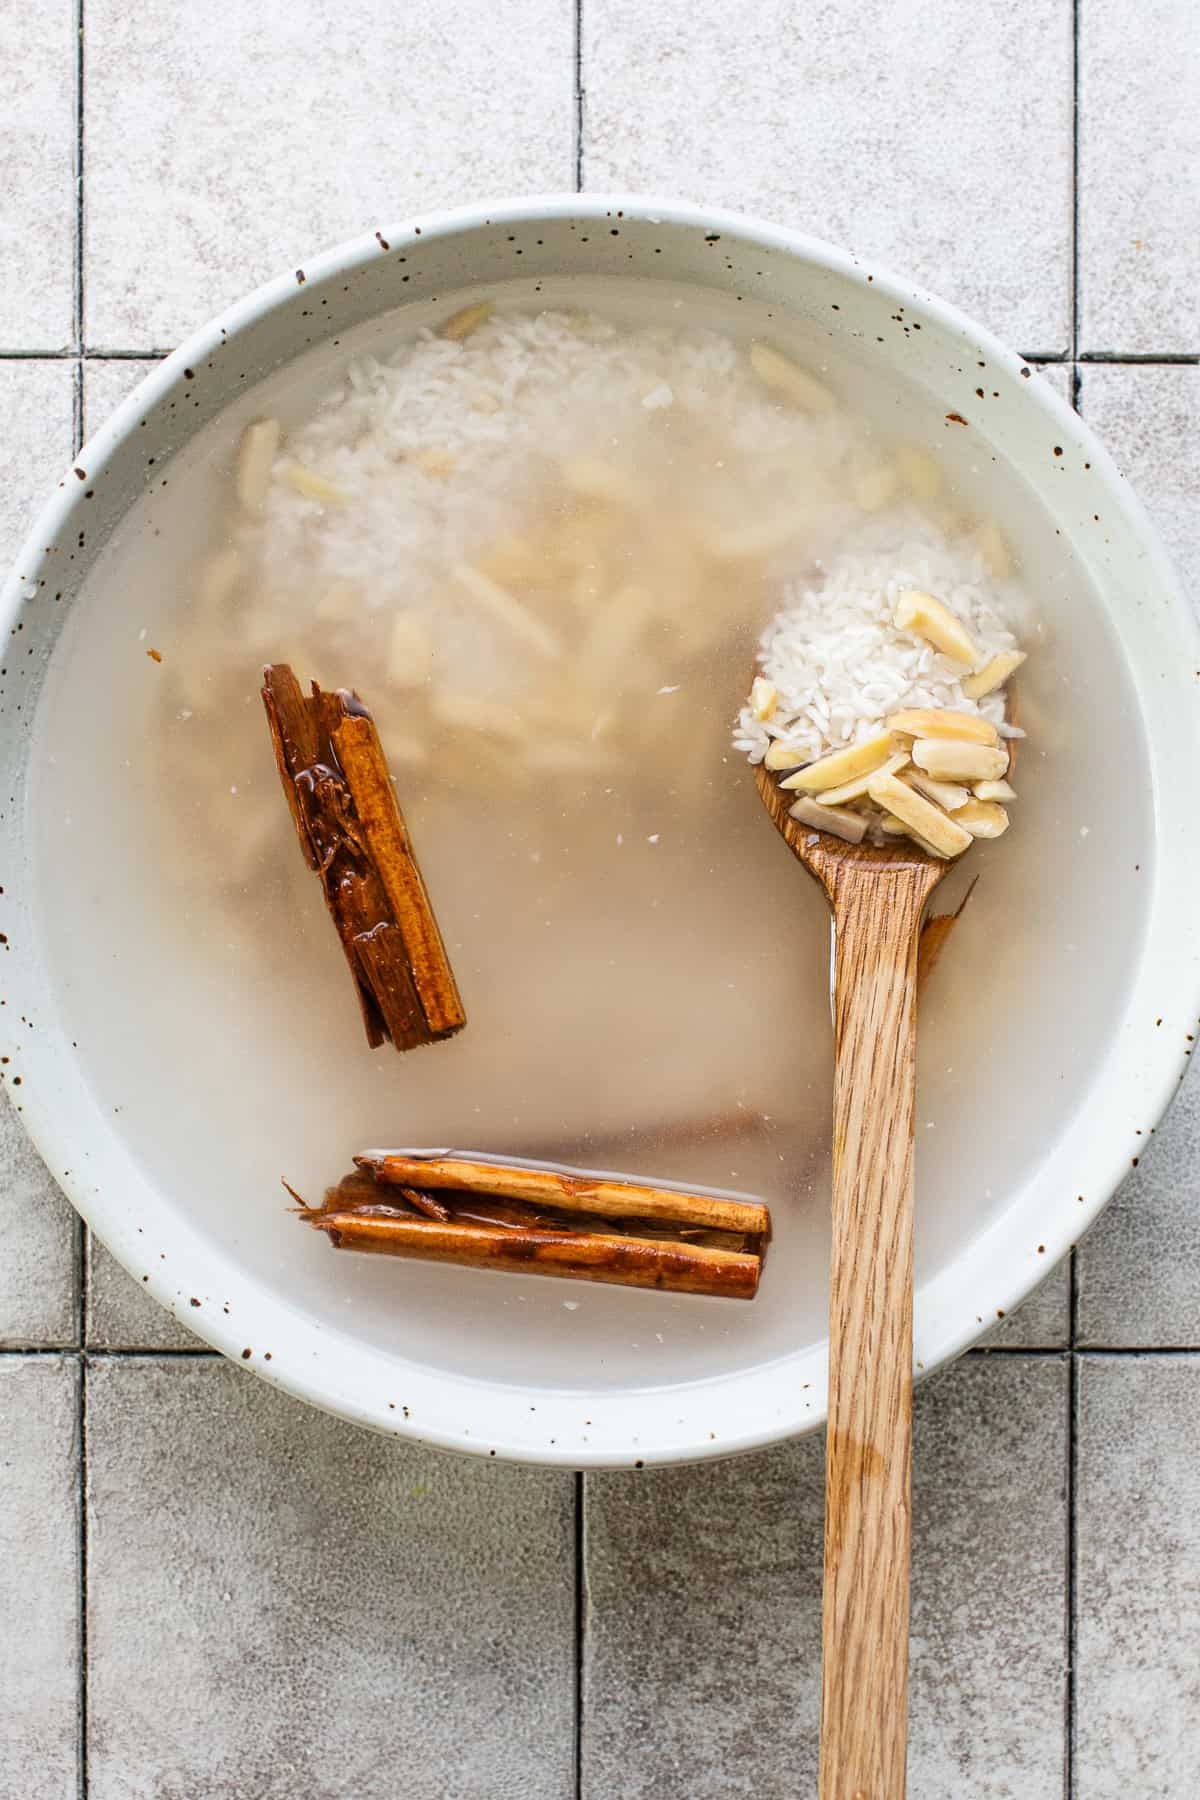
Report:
3,194,1199,1467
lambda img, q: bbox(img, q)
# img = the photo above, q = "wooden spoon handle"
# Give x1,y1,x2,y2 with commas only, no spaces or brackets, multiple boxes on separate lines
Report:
818,868,931,1800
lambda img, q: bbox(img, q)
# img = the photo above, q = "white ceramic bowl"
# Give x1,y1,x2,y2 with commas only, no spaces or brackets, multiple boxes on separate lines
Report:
3,197,1198,1466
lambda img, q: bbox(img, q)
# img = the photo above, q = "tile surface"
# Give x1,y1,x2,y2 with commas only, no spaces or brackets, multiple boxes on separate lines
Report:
0,358,76,571
0,1093,77,1346
86,1235,199,1350
583,0,1073,350
0,359,78,1346
84,0,576,347
1075,1356,1200,1794
1074,363,1200,1347
583,1355,1067,1797
87,1358,575,1799
1079,0,1200,353
0,0,75,347
82,356,161,441
0,1358,79,1798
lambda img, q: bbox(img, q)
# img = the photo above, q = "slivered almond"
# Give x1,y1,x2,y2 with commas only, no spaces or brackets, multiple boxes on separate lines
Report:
963,649,1027,700
787,795,867,844
953,799,1010,839
886,707,998,745
867,770,973,858
432,691,526,741
235,418,281,511
750,677,778,722
973,777,1017,802
975,520,1012,579
818,749,910,806
439,299,494,341
764,739,808,771
749,343,835,412
281,462,349,505
387,612,433,688
779,732,896,794
316,581,359,623
452,563,560,658
582,584,652,679
197,547,241,611
894,445,942,500
853,464,900,512
902,769,972,811
893,589,980,665
417,448,456,478
912,739,1009,782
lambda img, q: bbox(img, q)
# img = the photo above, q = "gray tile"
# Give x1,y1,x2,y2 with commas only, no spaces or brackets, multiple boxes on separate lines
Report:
1076,1066,1200,1348
86,1235,200,1350
87,1357,575,1799
82,356,161,440
981,1257,1070,1348
0,1357,80,1799
1074,363,1199,1347
0,0,75,347
583,1354,1067,1797
0,360,79,1346
1077,362,1200,585
583,0,1072,351
0,1094,77,1347
1075,1355,1200,1794
0,358,76,574
84,0,575,348
1078,0,1200,353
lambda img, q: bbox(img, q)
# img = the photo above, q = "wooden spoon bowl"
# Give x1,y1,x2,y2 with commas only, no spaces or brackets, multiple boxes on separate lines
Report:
756,760,948,1800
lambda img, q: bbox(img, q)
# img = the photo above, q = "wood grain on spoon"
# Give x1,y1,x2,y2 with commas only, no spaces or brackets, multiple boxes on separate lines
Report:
756,761,948,1800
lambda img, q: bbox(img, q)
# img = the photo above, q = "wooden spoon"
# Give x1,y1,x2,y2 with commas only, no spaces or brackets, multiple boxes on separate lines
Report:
755,766,949,1800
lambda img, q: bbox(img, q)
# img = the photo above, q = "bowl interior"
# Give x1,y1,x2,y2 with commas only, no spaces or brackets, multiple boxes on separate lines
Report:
3,201,1194,1464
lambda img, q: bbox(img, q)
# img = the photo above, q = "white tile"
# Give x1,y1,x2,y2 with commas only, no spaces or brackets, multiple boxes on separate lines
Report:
0,1093,77,1347
1074,364,1199,1346
982,1258,1070,1349
86,1236,199,1350
1079,0,1200,353
583,0,1073,351
583,1355,1067,1797
1077,362,1200,587
1076,1356,1200,1795
0,360,78,1346
82,356,161,441
0,1357,79,1799
0,359,76,576
84,0,575,347
0,0,75,346
1077,1066,1200,1347
87,1358,575,1799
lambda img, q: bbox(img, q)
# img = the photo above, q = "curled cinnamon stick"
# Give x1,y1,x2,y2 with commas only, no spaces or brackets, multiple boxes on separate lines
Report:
299,1154,770,1300
306,1208,762,1299
262,665,466,1051
354,1151,771,1237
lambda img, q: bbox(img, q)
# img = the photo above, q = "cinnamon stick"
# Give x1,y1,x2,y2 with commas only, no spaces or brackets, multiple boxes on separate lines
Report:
354,1151,771,1237
305,1207,762,1299
262,665,466,1051
298,1154,770,1299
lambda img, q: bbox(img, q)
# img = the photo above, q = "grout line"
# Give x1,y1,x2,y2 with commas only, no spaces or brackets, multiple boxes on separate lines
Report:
1078,351,1200,365
1071,0,1080,359
74,0,85,354
574,1469,585,1799
76,1353,89,1800
0,1345,218,1359
573,0,584,191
